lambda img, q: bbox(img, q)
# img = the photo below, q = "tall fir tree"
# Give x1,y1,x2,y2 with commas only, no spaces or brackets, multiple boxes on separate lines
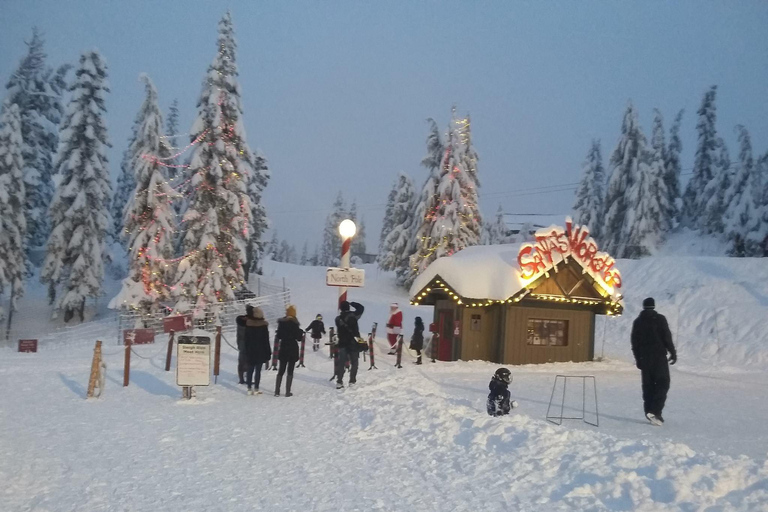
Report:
573,139,606,241
603,102,645,257
267,230,279,259
379,172,416,271
682,86,719,229
174,12,254,310
0,103,27,334
112,101,140,246
398,118,444,287
485,205,511,245
320,192,346,266
723,126,760,256
164,98,180,181
110,75,176,313
244,151,270,279
41,51,112,322
5,28,70,254
701,137,731,235
300,241,308,266
348,202,367,255
665,109,684,222
650,109,678,230
378,181,398,264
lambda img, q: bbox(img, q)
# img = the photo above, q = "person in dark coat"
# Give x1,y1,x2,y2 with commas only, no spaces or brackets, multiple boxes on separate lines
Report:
235,304,254,384
631,297,677,426
236,307,271,395
305,314,326,352
275,305,303,397
487,368,518,416
409,316,425,365
334,301,364,389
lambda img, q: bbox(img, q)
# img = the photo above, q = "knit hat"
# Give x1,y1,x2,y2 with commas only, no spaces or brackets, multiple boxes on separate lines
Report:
245,304,254,314
253,307,265,319
316,314,323,320
340,301,350,312
286,304,297,318
642,297,655,310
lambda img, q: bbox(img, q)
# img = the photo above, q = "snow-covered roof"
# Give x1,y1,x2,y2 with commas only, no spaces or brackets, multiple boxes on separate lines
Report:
409,244,526,301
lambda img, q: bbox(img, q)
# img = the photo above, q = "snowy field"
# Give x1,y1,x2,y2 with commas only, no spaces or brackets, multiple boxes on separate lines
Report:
2,255,768,511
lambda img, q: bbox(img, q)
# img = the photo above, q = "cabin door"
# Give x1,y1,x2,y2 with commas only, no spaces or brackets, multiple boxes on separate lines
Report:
437,310,454,361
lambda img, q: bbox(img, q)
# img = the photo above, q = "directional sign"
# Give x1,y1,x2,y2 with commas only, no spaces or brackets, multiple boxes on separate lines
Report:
326,267,365,288
164,314,193,333
123,329,155,345
18,339,38,353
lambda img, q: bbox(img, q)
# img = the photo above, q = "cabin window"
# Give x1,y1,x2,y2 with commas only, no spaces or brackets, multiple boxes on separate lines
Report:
527,319,568,346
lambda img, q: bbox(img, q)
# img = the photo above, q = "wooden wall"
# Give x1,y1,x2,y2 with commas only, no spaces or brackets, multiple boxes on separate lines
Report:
459,306,501,363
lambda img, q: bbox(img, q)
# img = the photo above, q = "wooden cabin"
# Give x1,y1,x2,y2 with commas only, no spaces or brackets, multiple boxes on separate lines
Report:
409,220,623,365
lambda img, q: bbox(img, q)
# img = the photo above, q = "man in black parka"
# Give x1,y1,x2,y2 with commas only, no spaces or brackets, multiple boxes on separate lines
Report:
631,297,677,426
334,301,364,389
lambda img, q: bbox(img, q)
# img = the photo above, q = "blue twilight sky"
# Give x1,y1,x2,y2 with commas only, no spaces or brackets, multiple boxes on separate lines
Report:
1,1,767,252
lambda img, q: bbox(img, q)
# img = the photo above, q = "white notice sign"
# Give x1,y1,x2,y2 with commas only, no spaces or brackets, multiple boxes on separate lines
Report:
176,338,211,387
326,267,365,288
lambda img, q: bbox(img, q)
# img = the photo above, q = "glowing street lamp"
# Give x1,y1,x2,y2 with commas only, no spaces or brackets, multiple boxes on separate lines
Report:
338,219,356,309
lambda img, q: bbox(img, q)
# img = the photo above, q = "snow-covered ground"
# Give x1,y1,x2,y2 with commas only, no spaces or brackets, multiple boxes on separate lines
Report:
2,256,768,510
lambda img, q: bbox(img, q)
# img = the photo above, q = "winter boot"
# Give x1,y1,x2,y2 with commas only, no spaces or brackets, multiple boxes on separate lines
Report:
415,356,422,365
646,412,662,426
336,381,344,390
286,374,293,397
275,374,283,397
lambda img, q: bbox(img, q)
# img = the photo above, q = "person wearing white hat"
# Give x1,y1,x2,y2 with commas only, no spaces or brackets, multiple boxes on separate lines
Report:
386,303,403,355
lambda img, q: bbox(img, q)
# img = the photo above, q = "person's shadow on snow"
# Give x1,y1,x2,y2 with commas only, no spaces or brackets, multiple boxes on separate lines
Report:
58,372,86,398
131,370,179,398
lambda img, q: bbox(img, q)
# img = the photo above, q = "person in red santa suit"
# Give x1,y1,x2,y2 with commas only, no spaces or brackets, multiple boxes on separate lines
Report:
386,303,403,355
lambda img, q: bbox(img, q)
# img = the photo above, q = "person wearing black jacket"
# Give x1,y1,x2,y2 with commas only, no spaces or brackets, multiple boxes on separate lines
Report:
305,314,326,352
409,316,425,365
235,304,253,384
236,307,271,395
275,305,303,397
631,297,677,426
334,301,364,389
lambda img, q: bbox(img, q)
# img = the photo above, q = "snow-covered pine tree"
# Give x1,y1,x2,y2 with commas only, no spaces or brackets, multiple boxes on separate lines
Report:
702,138,731,235
110,75,175,314
665,109,684,222
603,102,646,258
244,151,270,280
267,230,279,260
300,241,308,266
0,103,27,334
348,201,367,255
173,12,254,311
379,172,416,271
398,118,444,287
378,180,398,265
310,244,320,266
112,103,140,246
40,51,112,322
278,240,291,263
485,205,511,245
682,86,719,229
622,126,671,258
320,192,346,266
573,139,606,242
755,153,768,256
723,126,760,256
649,109,678,231
164,98,180,181
5,28,70,255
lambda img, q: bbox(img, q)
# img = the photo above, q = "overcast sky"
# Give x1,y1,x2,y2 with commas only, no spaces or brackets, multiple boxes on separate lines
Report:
2,1,767,252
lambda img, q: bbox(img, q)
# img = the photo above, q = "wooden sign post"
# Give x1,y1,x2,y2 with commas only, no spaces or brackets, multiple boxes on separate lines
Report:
86,340,103,398
213,326,222,384
123,337,131,387
163,314,192,372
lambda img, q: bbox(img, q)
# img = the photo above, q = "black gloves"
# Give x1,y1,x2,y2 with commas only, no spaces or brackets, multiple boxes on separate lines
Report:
668,353,677,365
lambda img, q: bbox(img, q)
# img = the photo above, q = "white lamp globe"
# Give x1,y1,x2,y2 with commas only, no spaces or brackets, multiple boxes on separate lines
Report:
339,219,357,238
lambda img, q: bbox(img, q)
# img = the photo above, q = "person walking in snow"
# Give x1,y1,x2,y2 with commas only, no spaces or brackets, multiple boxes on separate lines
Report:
409,316,425,365
487,368,517,416
235,304,253,384
305,314,326,352
631,297,677,426
386,302,403,355
334,300,365,389
237,307,271,395
274,305,303,397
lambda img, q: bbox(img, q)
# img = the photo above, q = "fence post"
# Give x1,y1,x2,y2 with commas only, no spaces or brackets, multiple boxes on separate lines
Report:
214,326,222,383
431,333,438,363
395,334,404,369
368,322,378,370
123,337,131,387
271,338,280,370
298,332,306,368
87,340,103,398
165,331,175,372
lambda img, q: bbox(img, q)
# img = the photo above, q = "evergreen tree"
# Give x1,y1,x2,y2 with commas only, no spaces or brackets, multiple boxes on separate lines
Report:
649,109,677,230
310,244,320,266
379,172,416,271
665,109,684,222
174,13,254,311
112,103,140,246
573,139,606,241
278,240,291,263
41,51,111,322
724,126,760,256
110,75,176,313
682,86,718,228
267,230,279,259
348,200,367,255
485,205,510,245
164,98,180,181
5,28,70,254
398,118,444,286
300,241,308,266
702,137,731,235
244,151,270,279
0,103,27,334
378,180,398,263
320,192,346,266
603,102,645,257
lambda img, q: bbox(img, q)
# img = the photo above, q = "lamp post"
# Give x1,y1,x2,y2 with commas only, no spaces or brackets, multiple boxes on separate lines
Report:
338,219,357,310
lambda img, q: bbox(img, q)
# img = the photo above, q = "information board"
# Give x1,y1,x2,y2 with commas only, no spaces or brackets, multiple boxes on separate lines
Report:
18,339,38,353
176,336,211,387
326,267,365,287
123,329,155,345
163,314,193,334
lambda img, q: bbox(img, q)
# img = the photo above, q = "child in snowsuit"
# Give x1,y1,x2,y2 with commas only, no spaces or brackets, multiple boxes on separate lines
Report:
487,368,518,417
305,314,326,352
409,316,425,365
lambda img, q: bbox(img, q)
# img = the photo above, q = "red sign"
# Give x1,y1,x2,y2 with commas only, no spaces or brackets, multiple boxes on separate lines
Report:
18,339,38,353
164,314,193,333
123,329,156,345
517,218,622,291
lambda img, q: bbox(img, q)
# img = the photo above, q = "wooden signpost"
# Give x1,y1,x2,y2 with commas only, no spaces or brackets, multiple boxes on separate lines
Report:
163,314,193,372
86,340,104,399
